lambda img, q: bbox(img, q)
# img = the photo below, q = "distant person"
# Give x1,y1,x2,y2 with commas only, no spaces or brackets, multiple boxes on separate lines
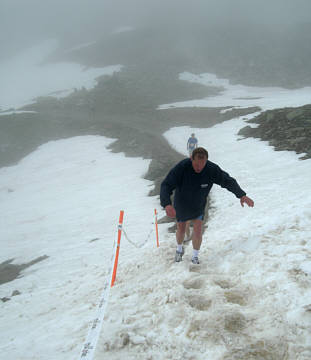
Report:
160,147,254,264
187,133,198,156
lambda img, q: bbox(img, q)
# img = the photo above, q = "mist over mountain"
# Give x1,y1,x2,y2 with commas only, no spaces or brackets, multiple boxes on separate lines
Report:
1,0,311,87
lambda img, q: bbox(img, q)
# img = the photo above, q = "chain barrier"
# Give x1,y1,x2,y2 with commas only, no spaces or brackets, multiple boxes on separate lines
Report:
121,223,155,249
79,210,160,360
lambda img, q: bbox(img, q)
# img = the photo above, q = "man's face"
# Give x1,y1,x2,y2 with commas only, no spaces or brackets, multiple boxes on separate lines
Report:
191,156,207,173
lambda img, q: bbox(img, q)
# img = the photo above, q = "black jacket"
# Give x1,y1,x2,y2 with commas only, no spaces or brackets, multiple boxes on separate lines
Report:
160,158,246,222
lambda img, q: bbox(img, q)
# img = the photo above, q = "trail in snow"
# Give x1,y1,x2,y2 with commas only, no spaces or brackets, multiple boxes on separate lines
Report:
97,118,311,359
96,75,311,360
1,70,311,360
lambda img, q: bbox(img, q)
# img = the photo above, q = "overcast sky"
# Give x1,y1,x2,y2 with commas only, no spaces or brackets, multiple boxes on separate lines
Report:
1,0,310,59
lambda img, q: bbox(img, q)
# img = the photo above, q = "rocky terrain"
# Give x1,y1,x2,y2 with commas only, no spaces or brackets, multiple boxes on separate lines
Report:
238,104,311,160
0,65,259,191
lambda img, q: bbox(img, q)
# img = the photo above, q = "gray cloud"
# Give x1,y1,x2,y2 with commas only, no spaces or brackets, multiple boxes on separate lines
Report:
1,0,310,59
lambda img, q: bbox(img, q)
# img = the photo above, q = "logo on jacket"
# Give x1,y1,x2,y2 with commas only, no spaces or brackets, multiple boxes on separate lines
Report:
201,183,209,188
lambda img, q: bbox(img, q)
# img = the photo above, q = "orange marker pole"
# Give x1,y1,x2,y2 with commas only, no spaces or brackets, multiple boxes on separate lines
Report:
111,210,124,287
154,208,159,247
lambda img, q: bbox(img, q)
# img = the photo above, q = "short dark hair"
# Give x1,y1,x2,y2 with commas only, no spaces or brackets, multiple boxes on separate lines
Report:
192,147,208,160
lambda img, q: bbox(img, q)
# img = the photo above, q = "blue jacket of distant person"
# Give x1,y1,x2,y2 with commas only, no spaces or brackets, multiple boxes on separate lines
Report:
187,136,198,150
160,158,246,222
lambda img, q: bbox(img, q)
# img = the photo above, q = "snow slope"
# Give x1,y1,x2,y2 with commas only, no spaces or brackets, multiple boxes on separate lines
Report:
159,72,311,112
0,135,164,359
0,71,311,359
0,39,121,112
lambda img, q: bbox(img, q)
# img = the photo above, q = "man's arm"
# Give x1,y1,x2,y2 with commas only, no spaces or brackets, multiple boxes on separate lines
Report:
212,164,254,207
213,165,246,197
160,162,184,217
160,168,178,208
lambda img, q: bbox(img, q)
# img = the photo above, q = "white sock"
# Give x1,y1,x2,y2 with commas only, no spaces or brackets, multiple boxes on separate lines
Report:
177,244,183,253
192,249,199,258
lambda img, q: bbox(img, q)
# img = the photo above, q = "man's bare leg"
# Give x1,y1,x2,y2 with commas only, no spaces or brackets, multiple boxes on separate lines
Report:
176,221,187,245
185,220,191,241
192,219,203,250
175,221,187,261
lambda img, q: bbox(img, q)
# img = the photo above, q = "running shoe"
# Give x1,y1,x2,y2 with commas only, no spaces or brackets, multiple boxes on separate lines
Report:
191,256,200,264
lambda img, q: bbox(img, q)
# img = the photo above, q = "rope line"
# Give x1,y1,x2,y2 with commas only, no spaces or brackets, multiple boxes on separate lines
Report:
122,223,154,249
79,212,159,360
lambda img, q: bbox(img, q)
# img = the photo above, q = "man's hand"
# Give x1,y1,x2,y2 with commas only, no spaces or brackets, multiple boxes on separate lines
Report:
165,205,176,218
240,195,254,207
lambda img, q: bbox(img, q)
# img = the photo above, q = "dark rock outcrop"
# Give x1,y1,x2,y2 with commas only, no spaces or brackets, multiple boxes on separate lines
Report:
238,104,311,159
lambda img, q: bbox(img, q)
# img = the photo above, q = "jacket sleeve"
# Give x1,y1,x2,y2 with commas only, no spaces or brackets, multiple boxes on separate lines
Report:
212,164,246,198
160,162,183,208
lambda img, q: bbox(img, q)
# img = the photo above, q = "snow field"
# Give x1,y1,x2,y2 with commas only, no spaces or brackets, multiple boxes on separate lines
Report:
0,136,163,359
160,116,311,359
97,116,311,359
0,39,122,112
1,58,311,359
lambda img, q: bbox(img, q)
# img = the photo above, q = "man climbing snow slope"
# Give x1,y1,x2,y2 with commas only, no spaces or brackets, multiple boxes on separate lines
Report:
160,147,254,264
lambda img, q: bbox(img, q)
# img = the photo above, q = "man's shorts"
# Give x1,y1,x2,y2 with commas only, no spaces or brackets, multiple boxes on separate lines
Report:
177,214,203,223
